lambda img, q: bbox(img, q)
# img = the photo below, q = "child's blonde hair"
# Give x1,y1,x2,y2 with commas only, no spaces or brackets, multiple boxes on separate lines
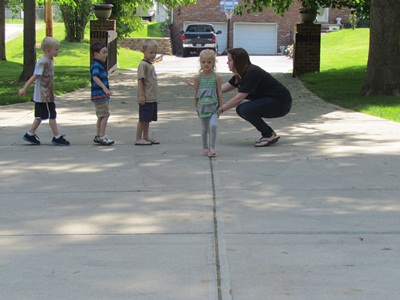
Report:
199,49,217,72
142,39,159,51
41,37,60,51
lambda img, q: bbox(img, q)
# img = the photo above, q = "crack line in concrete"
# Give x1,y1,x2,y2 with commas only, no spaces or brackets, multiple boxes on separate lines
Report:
209,157,222,300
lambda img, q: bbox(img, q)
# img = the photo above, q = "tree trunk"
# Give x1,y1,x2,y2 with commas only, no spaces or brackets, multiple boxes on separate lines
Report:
0,0,6,60
59,0,92,42
361,0,400,96
18,0,36,83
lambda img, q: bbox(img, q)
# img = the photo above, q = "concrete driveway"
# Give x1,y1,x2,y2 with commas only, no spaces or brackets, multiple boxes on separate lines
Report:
1,50,400,299
156,54,293,74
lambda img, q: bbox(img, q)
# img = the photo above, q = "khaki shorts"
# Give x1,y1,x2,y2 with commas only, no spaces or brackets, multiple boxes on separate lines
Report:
94,100,110,118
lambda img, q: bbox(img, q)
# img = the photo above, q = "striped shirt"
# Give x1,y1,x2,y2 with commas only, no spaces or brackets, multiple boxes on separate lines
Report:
91,59,110,102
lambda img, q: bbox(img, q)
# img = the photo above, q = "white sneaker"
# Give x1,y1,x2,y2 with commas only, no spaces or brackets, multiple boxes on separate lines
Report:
98,135,114,145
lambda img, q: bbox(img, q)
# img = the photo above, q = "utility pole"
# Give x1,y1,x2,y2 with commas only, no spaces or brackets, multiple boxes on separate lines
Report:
45,0,53,37
222,0,235,54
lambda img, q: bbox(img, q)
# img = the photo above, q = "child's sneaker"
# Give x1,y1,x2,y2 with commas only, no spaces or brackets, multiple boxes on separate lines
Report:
98,135,114,145
23,133,41,145
52,135,70,146
93,135,102,144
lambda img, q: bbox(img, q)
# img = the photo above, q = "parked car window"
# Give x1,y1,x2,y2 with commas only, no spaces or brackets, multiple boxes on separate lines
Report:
186,25,214,33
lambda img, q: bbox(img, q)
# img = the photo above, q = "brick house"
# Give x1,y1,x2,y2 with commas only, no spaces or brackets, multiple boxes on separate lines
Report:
171,0,351,55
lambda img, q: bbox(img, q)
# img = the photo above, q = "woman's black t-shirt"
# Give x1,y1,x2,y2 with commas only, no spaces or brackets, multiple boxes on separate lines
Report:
228,64,292,105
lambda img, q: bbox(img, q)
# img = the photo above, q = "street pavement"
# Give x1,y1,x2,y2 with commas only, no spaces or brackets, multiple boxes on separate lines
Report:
5,24,45,42
5,24,23,42
1,53,400,299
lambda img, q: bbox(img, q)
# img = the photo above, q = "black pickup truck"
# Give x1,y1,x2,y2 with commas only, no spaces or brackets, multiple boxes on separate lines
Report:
180,24,222,57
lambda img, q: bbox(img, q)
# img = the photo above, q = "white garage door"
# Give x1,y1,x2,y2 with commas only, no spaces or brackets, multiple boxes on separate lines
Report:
233,23,277,55
211,23,227,55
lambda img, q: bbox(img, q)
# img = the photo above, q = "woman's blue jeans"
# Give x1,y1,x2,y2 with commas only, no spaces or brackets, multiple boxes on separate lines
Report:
236,97,291,138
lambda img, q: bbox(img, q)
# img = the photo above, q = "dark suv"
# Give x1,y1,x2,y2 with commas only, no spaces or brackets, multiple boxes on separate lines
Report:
180,24,222,57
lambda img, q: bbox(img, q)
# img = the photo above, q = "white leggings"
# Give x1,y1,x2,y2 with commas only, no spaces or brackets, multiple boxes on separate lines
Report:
200,113,218,150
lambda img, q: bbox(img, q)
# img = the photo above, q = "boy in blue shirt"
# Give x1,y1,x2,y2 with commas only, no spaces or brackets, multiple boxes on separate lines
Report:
90,42,114,145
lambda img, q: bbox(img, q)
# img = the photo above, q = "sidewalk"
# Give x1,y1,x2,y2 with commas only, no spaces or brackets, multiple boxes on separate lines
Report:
1,61,400,299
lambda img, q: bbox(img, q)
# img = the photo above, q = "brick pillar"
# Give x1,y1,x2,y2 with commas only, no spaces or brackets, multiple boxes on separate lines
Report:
90,19,116,43
90,19,117,71
293,23,321,77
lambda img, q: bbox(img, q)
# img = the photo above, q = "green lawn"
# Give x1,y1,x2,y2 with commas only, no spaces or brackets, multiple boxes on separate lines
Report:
301,28,400,123
0,21,143,105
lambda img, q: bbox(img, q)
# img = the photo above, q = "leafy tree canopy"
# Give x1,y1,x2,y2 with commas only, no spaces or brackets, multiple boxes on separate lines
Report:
6,0,197,41
100,0,196,39
235,0,369,18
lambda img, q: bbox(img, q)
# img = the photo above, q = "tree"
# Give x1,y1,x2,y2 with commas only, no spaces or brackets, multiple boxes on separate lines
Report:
0,0,36,82
235,0,355,15
105,0,197,40
59,0,92,42
0,0,5,60
361,0,399,96
237,0,399,96
105,0,148,41
2,0,25,61
18,0,36,82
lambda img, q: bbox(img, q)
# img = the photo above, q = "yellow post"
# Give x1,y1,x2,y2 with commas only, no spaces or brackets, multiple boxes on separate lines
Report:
45,0,53,37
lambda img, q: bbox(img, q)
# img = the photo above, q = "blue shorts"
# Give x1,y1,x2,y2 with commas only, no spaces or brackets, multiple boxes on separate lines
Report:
34,102,57,120
139,102,158,122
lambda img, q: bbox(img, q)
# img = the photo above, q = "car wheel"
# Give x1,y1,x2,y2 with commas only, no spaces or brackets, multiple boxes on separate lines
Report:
182,48,190,57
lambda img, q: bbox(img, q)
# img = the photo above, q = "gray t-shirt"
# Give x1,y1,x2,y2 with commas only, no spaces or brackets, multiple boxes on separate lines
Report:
137,59,158,103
